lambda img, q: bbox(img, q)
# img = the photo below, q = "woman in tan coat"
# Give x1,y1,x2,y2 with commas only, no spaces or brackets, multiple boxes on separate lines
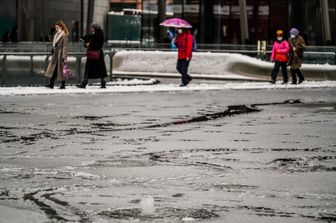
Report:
45,20,69,89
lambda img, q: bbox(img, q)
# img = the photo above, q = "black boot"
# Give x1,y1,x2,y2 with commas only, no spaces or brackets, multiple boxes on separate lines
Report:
76,80,88,89
46,83,54,89
101,79,106,89
59,81,66,89
46,78,55,89
269,79,276,84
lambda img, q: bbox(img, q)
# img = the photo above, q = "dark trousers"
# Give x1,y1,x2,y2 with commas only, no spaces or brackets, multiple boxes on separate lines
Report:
176,59,191,85
49,62,65,87
82,70,105,86
271,61,288,82
291,69,304,83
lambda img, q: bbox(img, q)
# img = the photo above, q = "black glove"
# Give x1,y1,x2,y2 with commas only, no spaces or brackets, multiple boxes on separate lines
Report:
51,48,54,55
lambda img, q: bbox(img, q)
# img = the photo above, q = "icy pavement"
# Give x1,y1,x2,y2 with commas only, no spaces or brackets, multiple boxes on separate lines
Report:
0,83,336,222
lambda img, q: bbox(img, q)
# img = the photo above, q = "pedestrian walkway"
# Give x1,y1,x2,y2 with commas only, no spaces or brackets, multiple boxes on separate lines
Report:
1,81,336,96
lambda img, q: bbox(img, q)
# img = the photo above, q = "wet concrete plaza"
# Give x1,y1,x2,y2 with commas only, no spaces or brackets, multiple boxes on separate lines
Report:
0,87,336,222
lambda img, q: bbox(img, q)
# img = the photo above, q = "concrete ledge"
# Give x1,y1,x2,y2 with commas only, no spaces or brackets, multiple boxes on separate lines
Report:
112,51,336,81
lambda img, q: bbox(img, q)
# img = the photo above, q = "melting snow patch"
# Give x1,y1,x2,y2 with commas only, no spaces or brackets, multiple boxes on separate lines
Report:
73,171,101,179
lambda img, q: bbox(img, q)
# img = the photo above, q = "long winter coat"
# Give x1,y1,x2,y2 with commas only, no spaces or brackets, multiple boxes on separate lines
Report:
174,31,193,59
271,39,290,62
84,31,107,79
45,34,68,80
288,35,306,69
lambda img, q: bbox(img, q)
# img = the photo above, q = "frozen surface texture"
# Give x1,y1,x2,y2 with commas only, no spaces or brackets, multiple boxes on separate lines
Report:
0,86,336,222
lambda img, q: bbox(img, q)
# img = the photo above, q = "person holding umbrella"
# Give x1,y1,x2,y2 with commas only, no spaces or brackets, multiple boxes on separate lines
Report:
174,28,193,86
160,18,193,87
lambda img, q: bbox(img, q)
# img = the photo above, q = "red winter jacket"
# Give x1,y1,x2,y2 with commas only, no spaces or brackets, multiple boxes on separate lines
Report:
174,31,193,59
271,40,290,62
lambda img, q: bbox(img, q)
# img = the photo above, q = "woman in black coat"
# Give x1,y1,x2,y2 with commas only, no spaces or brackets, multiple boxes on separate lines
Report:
77,22,107,88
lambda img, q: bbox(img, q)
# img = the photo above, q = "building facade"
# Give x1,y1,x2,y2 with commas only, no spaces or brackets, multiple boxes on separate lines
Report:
0,0,109,42
113,0,336,46
1,0,335,45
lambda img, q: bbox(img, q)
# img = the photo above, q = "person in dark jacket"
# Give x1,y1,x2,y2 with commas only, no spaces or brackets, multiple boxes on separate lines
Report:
174,28,193,86
76,22,107,88
288,28,306,84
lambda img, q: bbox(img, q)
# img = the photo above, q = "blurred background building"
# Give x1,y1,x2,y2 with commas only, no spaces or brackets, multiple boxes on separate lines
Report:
0,0,335,46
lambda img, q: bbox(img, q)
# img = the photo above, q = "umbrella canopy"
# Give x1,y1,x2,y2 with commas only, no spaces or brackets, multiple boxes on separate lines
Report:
160,18,192,28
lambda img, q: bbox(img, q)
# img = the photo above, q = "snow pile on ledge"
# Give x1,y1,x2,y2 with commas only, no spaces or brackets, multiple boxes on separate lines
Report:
112,51,336,80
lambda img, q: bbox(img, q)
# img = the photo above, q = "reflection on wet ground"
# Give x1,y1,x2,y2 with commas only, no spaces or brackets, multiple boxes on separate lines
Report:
0,90,335,222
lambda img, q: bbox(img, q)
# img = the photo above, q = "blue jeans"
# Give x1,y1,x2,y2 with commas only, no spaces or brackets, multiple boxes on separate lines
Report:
176,59,192,85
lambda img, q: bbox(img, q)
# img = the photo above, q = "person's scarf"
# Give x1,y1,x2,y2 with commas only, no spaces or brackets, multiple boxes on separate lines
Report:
52,30,64,47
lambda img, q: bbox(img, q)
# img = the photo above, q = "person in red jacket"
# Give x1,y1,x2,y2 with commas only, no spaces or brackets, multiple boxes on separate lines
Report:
174,28,193,86
270,30,290,84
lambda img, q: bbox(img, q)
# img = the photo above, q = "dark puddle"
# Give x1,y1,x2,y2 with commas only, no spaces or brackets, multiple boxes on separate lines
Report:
144,99,302,129
0,109,21,114
24,191,68,222
2,131,57,144
0,190,18,201
74,115,110,121
24,190,89,222
212,183,258,192
270,157,336,172
236,205,296,218
98,207,219,221
145,105,260,129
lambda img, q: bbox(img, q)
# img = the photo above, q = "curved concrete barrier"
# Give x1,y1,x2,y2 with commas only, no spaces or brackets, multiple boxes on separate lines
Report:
113,51,336,81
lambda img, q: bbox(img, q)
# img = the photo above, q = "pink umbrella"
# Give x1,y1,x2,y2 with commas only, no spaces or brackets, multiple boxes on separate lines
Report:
160,18,192,28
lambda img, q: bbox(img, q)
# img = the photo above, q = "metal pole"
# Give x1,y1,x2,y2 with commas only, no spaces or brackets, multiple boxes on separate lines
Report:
39,0,45,40
158,0,166,43
109,52,113,81
140,0,144,46
77,55,82,83
321,0,331,44
2,55,7,86
182,0,184,19
239,0,249,44
30,55,34,75
43,0,48,41
86,0,95,35
80,0,84,37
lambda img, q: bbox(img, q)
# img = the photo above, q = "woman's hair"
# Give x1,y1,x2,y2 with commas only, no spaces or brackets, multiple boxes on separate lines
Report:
91,22,102,32
55,20,69,35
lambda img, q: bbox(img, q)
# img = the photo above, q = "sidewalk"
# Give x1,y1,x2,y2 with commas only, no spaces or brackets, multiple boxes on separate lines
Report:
1,80,336,96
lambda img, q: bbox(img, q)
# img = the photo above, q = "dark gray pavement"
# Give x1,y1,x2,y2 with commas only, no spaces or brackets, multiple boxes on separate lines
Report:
0,87,335,222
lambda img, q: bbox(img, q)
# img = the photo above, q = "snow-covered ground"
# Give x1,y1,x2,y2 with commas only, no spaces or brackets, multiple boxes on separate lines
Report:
0,84,335,222
1,80,336,96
